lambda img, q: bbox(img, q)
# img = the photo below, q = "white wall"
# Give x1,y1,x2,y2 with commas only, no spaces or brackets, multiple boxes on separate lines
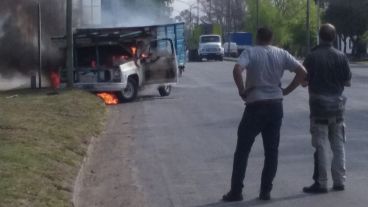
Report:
337,35,356,55
74,0,102,26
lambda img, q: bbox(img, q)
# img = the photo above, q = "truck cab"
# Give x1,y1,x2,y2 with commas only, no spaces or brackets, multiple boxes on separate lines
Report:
198,35,224,61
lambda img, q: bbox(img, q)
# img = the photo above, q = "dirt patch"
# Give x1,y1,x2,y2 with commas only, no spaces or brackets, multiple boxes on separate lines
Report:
73,105,145,207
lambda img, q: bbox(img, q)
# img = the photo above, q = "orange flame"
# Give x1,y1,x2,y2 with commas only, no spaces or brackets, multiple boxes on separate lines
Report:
131,46,137,56
97,93,119,105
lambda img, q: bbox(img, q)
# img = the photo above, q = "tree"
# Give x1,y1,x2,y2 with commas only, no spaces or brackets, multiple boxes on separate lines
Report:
244,0,318,56
175,9,193,26
199,0,246,33
324,0,368,57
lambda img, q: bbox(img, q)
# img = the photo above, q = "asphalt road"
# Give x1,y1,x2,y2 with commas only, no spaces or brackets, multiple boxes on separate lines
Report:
99,61,368,207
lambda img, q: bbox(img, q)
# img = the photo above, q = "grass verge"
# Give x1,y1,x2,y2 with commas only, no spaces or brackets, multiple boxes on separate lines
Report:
0,89,107,207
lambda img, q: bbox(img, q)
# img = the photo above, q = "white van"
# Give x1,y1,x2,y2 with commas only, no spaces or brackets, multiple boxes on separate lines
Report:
223,42,238,57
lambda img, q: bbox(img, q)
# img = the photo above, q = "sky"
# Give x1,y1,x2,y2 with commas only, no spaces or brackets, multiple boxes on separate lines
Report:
172,0,197,17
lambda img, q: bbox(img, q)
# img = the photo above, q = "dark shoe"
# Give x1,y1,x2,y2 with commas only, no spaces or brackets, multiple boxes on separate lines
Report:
303,182,328,194
259,191,271,200
222,191,243,202
333,185,345,191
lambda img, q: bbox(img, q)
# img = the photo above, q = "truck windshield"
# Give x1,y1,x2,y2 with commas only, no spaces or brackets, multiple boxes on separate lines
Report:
200,36,220,43
76,45,132,68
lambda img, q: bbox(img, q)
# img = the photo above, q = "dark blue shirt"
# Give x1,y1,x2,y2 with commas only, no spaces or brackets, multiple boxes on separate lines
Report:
304,43,351,96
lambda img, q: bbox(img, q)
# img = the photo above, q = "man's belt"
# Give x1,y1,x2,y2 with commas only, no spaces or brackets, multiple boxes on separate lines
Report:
246,99,282,106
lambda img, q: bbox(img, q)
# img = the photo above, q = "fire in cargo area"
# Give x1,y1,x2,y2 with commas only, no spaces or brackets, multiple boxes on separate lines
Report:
97,92,119,105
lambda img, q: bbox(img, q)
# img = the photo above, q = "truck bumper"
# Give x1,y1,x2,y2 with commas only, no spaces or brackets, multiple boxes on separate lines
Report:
74,82,127,92
199,53,224,59
199,53,224,60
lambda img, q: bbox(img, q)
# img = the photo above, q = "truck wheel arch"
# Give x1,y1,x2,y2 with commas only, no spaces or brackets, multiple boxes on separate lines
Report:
129,74,139,86
118,75,139,102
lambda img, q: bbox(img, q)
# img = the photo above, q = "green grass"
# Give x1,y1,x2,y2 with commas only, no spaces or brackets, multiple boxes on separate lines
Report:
0,89,107,207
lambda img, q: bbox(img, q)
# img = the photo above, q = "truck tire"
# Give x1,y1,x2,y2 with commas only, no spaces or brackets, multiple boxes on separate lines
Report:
198,55,203,62
118,78,138,102
218,56,224,61
188,49,199,62
158,85,171,97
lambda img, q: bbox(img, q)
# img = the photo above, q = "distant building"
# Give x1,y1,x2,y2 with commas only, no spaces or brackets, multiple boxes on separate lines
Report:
337,35,368,56
337,35,353,55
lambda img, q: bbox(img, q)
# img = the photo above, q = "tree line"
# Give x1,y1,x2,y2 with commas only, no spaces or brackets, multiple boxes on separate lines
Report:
175,0,368,58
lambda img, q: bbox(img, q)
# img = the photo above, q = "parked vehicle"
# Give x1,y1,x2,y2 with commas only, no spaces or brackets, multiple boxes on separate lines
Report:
223,42,238,57
53,23,186,102
228,32,253,54
187,24,223,61
198,34,224,61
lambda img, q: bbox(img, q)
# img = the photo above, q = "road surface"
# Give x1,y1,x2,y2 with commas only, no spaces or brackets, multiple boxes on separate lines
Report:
76,61,368,207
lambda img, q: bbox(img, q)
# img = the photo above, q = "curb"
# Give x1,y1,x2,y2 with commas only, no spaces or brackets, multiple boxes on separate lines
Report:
224,57,237,62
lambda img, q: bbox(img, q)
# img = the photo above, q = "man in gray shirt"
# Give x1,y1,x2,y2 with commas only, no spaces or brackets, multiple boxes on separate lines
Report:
222,27,307,202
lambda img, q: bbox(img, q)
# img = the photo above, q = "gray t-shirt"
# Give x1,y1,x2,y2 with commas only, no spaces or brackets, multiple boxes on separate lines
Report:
237,45,301,103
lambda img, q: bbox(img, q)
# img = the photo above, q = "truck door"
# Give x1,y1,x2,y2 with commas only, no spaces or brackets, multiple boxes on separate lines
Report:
141,38,178,85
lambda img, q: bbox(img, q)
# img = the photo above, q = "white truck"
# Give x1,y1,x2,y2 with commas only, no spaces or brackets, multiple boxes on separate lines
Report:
198,34,224,61
54,23,186,102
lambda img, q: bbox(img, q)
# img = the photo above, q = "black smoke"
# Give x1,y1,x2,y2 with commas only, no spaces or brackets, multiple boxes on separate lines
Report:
0,0,65,77
0,0,174,78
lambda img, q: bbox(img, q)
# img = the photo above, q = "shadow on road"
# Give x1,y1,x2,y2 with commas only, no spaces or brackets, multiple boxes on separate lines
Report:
195,193,309,207
137,95,177,102
116,95,176,105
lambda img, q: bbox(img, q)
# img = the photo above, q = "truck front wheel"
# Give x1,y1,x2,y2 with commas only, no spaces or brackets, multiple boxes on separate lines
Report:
158,85,171,97
118,78,138,102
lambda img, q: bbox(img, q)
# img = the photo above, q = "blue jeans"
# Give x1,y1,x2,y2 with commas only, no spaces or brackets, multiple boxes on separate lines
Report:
230,100,283,194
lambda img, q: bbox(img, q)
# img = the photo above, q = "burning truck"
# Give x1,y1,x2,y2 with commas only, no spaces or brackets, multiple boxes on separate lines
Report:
53,23,186,102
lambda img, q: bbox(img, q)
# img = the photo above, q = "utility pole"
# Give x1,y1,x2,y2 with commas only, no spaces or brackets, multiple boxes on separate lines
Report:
306,0,311,53
197,0,199,25
190,4,195,30
190,7,192,27
66,0,74,88
37,2,42,89
227,0,231,56
256,0,259,30
209,0,212,23
316,0,321,45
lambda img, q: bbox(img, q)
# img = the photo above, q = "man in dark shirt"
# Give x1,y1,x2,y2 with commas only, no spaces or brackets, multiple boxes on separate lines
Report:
303,23,352,193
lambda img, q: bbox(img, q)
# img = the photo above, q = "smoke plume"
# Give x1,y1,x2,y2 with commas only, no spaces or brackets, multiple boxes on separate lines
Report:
0,0,64,90
75,0,174,28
